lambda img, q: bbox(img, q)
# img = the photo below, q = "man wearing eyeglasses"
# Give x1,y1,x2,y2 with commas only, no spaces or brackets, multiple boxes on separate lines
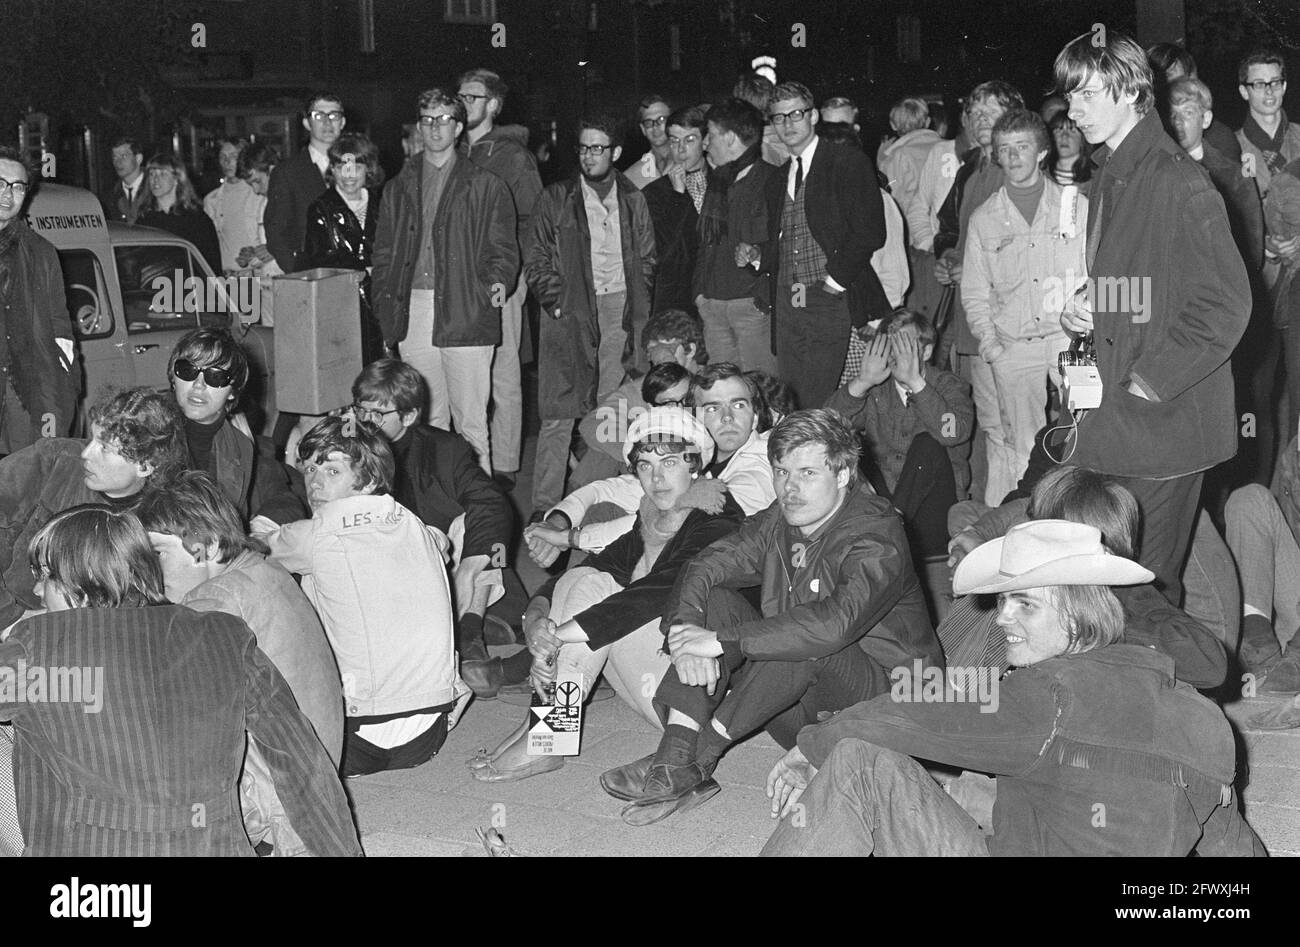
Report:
264,92,344,275
755,81,887,411
523,115,656,522
372,87,518,476
457,68,543,490
642,105,708,317
0,146,78,456
625,95,673,190
1237,49,1300,207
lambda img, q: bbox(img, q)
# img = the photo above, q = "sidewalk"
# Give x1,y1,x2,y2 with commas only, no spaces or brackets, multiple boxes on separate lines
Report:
347,423,1300,856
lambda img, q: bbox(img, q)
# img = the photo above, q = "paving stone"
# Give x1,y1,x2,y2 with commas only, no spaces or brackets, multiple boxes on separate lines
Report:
360,832,475,857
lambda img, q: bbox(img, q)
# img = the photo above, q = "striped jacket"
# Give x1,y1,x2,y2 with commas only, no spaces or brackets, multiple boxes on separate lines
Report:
0,605,360,856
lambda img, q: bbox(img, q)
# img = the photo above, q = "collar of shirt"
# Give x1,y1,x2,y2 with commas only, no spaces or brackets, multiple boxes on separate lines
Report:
122,171,144,193
580,176,619,214
308,144,330,176
1188,142,1205,162
894,380,912,405
786,134,820,198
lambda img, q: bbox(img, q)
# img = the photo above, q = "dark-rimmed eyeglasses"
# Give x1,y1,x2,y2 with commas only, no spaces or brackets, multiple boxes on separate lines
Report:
0,177,29,197
173,359,235,388
576,144,613,156
640,116,668,129
309,110,345,123
1243,79,1285,93
458,92,490,104
418,114,459,128
768,108,812,126
351,403,402,424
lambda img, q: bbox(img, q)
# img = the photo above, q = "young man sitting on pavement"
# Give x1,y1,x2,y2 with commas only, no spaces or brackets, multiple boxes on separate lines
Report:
0,387,188,629
137,471,345,855
601,408,939,825
526,362,778,566
350,358,514,699
468,407,745,781
825,309,974,558
256,417,470,776
761,520,1238,857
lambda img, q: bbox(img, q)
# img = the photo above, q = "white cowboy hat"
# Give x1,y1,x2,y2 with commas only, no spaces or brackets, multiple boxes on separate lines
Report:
952,519,1153,596
623,405,715,469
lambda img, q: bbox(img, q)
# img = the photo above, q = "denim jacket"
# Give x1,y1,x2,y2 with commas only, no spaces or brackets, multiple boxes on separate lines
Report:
961,179,1086,361
800,643,1235,856
263,494,461,717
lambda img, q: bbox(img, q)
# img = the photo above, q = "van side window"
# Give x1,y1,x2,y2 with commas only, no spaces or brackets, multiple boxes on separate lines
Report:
54,249,115,340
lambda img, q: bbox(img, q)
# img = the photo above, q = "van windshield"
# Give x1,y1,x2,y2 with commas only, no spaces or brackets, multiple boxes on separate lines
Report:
114,244,239,333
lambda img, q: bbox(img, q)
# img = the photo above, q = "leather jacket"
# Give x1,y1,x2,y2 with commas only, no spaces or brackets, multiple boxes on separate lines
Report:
304,187,377,316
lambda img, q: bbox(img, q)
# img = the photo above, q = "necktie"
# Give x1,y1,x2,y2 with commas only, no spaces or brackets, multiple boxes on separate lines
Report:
794,156,804,194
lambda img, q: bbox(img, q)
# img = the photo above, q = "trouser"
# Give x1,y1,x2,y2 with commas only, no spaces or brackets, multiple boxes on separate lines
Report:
489,276,526,474
0,724,20,857
595,291,628,401
568,444,623,492
342,701,455,777
652,588,890,749
403,289,494,473
775,284,851,412
240,737,308,856
550,567,671,727
986,337,1068,507
697,295,777,374
905,247,945,325
532,418,576,514
1225,483,1300,649
760,739,990,857
1182,509,1241,654
1106,471,1203,609
870,432,956,559
963,353,998,506
1285,289,1300,448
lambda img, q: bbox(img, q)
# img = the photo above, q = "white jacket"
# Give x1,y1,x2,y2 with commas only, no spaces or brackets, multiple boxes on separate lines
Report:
551,428,775,553
961,178,1087,362
264,493,461,717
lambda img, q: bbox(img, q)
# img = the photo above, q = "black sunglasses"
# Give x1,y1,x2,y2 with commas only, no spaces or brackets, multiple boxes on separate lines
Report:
173,359,235,388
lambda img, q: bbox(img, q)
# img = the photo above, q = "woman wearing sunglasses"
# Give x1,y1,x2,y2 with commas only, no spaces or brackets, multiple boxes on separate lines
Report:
167,327,305,527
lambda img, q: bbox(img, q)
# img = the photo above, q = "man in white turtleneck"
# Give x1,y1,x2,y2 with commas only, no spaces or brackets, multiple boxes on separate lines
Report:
961,109,1088,507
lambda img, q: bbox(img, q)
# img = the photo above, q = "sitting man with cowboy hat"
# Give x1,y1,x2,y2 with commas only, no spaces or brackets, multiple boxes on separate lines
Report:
760,519,1239,857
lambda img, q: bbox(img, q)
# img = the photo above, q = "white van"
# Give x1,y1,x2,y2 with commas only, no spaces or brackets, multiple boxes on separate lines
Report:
24,183,277,431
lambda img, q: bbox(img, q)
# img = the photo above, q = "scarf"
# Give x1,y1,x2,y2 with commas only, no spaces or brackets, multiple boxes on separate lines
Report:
636,491,693,575
699,141,762,246
1242,109,1290,176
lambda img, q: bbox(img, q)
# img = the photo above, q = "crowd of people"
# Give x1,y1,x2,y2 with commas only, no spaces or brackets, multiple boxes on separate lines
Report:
1,25,1299,856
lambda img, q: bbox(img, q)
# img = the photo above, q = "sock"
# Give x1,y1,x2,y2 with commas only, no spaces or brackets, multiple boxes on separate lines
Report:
501,648,533,684
652,724,699,768
694,720,730,774
1241,613,1279,649
457,613,486,655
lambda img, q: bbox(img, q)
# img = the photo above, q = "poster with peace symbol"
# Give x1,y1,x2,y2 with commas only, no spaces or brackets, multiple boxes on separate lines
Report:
527,672,585,756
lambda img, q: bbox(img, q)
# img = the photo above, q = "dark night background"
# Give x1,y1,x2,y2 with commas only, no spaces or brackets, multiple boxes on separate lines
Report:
3,0,1299,190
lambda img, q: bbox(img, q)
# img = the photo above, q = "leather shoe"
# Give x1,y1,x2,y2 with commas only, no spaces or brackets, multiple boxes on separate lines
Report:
620,763,721,826
1249,696,1300,730
1260,651,1300,696
600,753,655,801
472,754,564,783
462,657,504,699
482,614,520,646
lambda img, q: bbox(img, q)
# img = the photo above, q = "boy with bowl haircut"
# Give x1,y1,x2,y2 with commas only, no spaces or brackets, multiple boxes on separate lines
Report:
257,416,469,776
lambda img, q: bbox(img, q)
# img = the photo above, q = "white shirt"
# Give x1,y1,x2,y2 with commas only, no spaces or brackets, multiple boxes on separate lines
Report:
307,143,330,176
785,134,820,199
